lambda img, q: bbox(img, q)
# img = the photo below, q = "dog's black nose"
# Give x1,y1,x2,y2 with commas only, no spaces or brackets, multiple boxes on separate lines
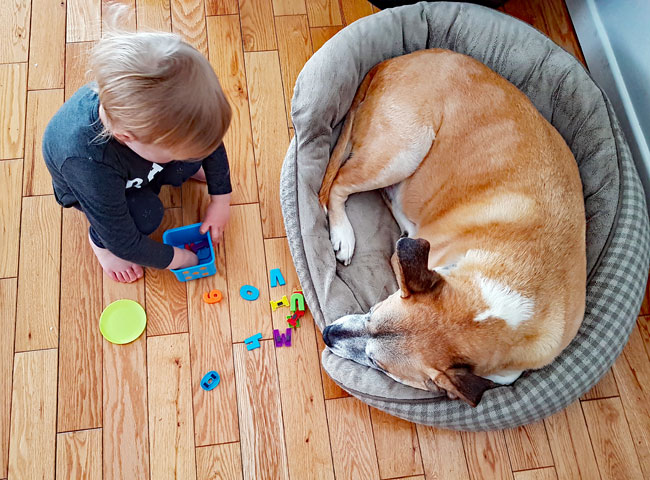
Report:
322,325,334,347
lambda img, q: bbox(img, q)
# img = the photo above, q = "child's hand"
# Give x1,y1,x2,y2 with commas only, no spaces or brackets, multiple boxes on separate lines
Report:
200,193,231,244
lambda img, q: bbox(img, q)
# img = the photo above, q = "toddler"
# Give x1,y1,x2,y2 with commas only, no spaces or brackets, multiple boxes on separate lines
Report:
43,27,232,283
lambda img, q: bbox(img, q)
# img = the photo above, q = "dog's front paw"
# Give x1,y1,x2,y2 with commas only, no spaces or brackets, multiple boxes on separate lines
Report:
330,219,355,266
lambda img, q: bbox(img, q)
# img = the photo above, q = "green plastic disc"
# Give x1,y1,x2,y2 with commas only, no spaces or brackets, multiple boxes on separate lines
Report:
100,299,147,344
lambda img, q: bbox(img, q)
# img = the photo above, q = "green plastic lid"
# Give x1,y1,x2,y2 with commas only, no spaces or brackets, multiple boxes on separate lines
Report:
100,299,147,344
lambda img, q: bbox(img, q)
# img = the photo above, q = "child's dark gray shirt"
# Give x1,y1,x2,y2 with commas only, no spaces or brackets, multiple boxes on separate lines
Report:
43,85,232,269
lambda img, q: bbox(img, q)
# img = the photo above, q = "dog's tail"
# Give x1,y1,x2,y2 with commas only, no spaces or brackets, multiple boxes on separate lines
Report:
318,68,376,210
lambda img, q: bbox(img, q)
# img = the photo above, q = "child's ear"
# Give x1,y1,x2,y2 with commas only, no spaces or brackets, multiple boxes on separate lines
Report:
113,131,136,143
392,238,442,297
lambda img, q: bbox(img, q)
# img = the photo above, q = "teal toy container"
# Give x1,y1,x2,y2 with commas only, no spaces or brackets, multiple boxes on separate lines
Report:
162,223,216,282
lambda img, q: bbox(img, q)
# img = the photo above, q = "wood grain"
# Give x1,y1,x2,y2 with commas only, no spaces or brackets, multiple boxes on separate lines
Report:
370,407,423,478
326,397,380,480
0,160,22,278
310,26,343,52
224,204,272,342
0,279,17,478
159,185,182,208
28,0,66,89
196,443,243,480
206,15,258,205
580,368,618,400
56,429,103,480
145,208,188,336
245,51,290,238
8,349,58,480
265,238,335,480
206,0,239,15
0,63,27,160
417,425,470,480
239,0,277,51
536,0,585,65
136,0,172,31
275,15,312,127
582,397,644,480
171,0,208,55
103,279,150,480
273,0,307,16
0,0,31,63
315,326,350,399
305,0,342,27
503,421,554,471
640,279,650,316
544,400,600,480
147,333,197,480
67,0,102,42
461,431,513,480
514,467,558,480
611,325,650,478
639,316,650,359
58,207,103,432
65,42,95,101
340,0,373,25
23,89,63,196
234,341,289,480
15,195,62,352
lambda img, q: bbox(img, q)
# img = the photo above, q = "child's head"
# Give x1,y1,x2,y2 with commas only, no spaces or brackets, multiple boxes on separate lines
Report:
90,17,231,163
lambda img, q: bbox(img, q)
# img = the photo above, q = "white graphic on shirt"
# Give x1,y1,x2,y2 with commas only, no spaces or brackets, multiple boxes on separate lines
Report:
126,163,164,189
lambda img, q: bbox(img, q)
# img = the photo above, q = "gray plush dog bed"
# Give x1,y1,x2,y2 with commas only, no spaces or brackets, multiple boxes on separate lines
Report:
280,2,650,430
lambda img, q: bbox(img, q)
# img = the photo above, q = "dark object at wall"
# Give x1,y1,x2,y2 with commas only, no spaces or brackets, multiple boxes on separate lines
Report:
370,0,506,10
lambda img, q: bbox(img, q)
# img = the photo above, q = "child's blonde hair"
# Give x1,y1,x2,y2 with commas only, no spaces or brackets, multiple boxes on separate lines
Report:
90,5,231,158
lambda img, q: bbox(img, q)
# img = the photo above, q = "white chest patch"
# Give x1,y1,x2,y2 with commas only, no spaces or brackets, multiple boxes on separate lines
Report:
474,275,534,328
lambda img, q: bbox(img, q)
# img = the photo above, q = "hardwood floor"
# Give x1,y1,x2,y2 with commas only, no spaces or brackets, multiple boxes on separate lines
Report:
1,0,648,479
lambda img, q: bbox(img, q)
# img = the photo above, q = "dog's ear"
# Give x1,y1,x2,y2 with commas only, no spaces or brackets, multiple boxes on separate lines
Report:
393,238,442,297
426,366,497,407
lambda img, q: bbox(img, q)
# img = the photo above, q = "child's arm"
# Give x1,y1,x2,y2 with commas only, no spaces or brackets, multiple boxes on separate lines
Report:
200,144,232,242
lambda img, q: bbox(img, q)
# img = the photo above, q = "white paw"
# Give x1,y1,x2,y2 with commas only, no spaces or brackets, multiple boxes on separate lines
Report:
330,219,355,265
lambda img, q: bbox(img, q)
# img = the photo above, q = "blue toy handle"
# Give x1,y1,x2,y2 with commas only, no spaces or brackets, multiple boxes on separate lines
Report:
200,371,220,391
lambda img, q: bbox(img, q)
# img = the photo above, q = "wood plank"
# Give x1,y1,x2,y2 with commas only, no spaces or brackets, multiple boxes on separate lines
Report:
461,431,513,480
580,368,618,400
136,0,172,32
265,238,335,480
514,467,558,480
224,204,272,342
171,0,208,55
0,279,17,478
0,63,27,160
65,42,95,101
310,26,343,52
145,208,188,336
159,185,182,208
0,160,22,278
234,341,289,480
340,0,373,25
326,397,380,480
67,0,102,42
638,316,650,359
239,0,277,51
102,0,137,33
611,324,650,478
305,0,342,27
536,0,586,65
417,425,470,480
640,278,649,316
147,333,197,480
315,326,350,399
503,421,554,471
15,195,61,352
28,0,66,89
502,0,547,33
103,280,150,480
275,15,312,127
196,443,243,480
544,400,600,480
273,0,306,16
7,349,58,480
582,397,644,480
58,207,103,432
56,429,102,480
23,89,63,196
370,407,423,478
206,0,238,15
245,51,289,238
206,15,258,205
0,0,31,63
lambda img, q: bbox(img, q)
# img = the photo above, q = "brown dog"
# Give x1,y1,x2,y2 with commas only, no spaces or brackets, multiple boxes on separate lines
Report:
319,49,586,406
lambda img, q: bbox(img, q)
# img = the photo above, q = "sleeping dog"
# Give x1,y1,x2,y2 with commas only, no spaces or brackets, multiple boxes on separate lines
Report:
319,49,586,407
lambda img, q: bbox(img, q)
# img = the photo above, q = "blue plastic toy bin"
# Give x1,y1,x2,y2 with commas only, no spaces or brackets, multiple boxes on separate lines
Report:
162,223,217,282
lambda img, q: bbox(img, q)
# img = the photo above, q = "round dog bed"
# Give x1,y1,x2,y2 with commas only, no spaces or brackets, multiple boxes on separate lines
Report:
280,2,650,430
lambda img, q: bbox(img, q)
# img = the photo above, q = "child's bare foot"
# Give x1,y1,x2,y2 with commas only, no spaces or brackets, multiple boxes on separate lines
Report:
89,234,144,283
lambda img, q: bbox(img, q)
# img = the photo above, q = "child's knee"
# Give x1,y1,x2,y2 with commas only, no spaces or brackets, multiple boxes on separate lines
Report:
126,188,165,235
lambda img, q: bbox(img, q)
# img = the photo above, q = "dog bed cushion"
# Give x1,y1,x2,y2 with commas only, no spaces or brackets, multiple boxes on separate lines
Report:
280,1,650,429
